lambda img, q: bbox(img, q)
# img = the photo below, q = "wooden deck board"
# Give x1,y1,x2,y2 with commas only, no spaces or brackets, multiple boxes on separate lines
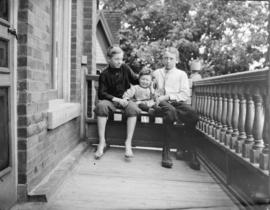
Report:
11,147,240,210
47,147,239,210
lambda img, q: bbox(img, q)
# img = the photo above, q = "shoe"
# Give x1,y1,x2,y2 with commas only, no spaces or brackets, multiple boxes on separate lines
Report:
189,152,200,170
175,148,190,161
161,146,173,168
94,144,108,159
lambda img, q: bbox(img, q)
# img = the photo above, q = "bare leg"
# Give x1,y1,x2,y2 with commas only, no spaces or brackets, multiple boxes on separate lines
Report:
125,116,137,157
95,116,108,158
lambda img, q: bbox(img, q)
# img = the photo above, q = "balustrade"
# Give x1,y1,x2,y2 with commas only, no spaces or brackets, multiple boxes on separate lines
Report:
193,69,269,173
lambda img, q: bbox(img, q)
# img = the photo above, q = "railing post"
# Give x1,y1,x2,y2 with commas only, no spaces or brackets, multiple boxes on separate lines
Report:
220,85,228,144
260,111,269,171
216,86,223,142
230,85,240,150
197,87,202,130
208,86,215,137
212,86,218,139
236,86,247,154
259,86,269,171
225,86,233,147
250,88,265,164
242,87,255,159
204,86,211,133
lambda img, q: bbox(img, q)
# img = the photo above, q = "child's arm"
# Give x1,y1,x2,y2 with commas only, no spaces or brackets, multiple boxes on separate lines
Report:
122,85,136,101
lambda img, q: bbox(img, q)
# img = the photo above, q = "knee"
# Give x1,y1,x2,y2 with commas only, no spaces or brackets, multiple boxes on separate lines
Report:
125,101,141,117
159,102,176,123
94,100,111,116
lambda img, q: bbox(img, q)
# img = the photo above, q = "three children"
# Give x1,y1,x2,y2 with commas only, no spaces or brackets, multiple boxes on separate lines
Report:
95,45,200,171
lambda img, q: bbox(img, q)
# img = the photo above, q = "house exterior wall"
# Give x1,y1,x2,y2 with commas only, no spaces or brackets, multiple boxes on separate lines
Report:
16,0,96,200
103,11,121,44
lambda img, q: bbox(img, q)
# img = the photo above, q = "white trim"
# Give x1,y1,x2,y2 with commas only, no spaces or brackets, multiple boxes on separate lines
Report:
62,0,71,101
0,0,18,208
50,0,71,101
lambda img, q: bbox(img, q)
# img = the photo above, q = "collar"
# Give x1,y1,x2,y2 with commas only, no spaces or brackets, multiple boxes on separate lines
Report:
162,67,177,74
108,65,121,74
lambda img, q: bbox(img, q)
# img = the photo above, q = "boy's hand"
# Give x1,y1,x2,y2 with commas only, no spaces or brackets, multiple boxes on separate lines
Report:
113,97,128,107
156,95,169,105
118,98,129,107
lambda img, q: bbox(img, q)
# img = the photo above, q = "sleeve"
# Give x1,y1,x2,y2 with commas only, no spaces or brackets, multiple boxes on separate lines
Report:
125,64,139,85
98,73,114,101
123,85,136,100
169,72,190,102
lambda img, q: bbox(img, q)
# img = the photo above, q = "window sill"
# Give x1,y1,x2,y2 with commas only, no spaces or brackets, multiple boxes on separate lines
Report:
47,99,80,130
0,167,11,179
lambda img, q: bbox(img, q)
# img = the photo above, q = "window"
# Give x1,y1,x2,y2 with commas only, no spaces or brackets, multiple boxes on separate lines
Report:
0,38,8,68
50,0,71,101
0,88,9,172
0,0,8,21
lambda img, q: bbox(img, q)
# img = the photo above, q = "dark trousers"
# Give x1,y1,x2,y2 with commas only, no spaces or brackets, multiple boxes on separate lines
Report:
158,101,199,152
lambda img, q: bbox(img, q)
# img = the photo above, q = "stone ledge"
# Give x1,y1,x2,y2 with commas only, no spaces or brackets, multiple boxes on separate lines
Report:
47,99,80,130
28,141,89,202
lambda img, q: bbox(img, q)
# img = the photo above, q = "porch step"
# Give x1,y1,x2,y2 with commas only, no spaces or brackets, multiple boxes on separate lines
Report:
28,141,89,202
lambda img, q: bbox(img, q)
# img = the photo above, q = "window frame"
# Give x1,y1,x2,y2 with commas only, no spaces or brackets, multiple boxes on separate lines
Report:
50,0,71,101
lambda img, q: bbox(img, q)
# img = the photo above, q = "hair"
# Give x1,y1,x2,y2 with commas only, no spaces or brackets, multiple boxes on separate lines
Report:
164,47,179,61
107,45,124,58
139,67,152,78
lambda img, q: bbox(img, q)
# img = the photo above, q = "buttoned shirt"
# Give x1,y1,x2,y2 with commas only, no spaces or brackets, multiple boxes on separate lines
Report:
152,67,190,102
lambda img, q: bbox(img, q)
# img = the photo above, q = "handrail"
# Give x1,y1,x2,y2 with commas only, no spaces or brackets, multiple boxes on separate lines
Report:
193,69,270,173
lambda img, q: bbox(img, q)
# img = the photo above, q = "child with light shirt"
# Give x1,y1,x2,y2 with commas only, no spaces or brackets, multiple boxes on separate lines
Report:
123,67,156,113
153,47,200,170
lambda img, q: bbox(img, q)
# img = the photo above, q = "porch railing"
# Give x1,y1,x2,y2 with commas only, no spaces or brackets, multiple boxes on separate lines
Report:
192,69,270,205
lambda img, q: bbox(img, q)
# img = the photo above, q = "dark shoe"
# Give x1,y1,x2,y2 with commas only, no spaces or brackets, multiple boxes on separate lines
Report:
189,153,200,170
175,148,191,161
161,146,173,168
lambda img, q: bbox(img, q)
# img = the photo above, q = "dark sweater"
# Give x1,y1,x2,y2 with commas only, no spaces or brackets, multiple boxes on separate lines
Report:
98,64,138,101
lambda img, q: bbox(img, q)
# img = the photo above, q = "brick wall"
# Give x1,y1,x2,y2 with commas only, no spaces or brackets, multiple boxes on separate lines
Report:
17,0,52,198
16,0,95,200
83,0,97,74
70,0,84,102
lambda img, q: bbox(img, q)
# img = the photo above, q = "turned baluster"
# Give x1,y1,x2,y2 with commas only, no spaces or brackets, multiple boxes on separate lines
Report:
220,86,228,144
235,85,247,154
199,90,205,131
194,87,200,129
208,86,215,137
225,88,233,147
216,86,223,142
250,88,265,164
259,105,269,170
242,88,255,158
230,86,240,150
198,87,204,130
205,87,211,133
212,86,219,139
197,90,203,130
205,86,211,134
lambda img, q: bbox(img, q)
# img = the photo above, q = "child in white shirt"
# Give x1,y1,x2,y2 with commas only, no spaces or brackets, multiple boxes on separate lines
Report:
123,67,155,112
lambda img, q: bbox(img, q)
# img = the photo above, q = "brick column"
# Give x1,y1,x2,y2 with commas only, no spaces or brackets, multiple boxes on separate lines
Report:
83,0,97,74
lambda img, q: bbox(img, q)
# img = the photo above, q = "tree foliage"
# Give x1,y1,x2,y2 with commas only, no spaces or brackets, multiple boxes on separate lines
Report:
100,0,269,76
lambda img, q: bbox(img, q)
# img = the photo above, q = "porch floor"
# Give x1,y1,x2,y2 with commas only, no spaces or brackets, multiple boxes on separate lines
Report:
13,146,240,210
